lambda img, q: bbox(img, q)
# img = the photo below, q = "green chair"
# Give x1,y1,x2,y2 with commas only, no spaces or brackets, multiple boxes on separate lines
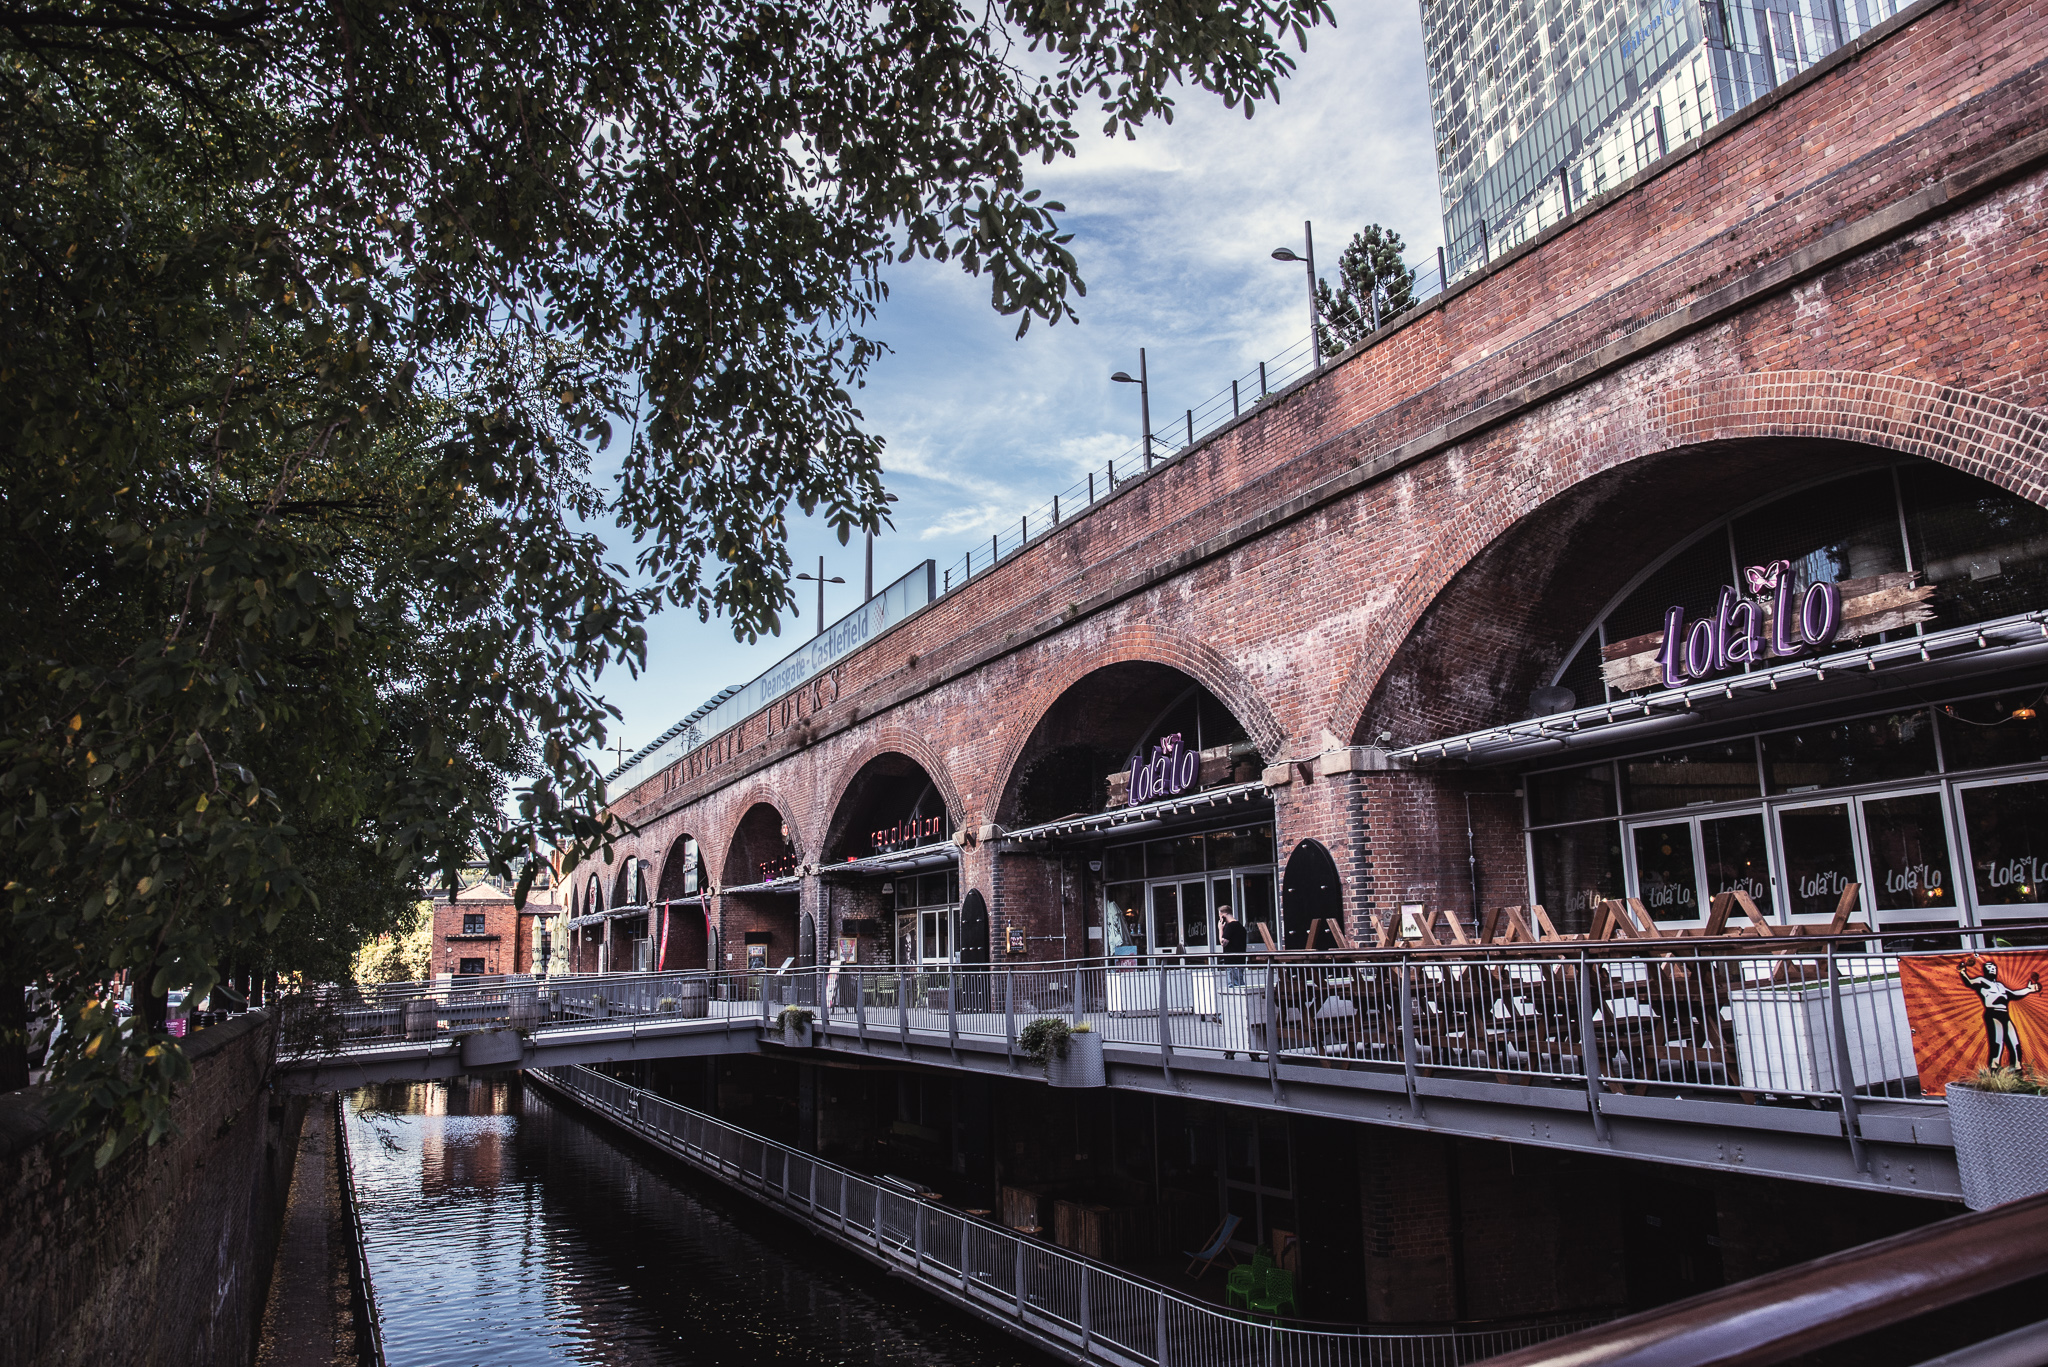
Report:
1247,1267,1297,1321
1225,1250,1274,1310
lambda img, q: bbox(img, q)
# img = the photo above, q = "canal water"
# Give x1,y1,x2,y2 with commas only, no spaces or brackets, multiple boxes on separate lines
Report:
343,1078,1052,1367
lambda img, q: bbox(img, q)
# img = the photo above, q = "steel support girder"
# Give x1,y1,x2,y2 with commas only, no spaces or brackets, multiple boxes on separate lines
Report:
803,1025,1962,1201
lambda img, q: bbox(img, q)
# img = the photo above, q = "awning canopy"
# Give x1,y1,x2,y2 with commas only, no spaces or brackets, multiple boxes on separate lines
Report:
822,841,960,877
566,903,652,930
999,780,1271,846
1389,609,2048,768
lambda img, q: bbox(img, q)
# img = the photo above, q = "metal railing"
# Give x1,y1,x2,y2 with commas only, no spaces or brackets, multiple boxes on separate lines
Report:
331,1094,388,1367
535,1062,1596,1367
308,929,1997,1130
926,255,1448,602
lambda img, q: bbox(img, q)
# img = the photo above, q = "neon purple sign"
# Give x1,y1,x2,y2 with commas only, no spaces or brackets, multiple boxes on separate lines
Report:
1660,559,1841,687
1127,733,1198,807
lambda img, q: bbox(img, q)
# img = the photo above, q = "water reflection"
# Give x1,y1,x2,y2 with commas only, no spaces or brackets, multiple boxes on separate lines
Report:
345,1079,1048,1367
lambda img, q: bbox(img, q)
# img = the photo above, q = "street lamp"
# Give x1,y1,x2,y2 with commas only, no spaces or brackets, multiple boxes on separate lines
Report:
1271,220,1322,372
795,555,845,637
1110,348,1154,467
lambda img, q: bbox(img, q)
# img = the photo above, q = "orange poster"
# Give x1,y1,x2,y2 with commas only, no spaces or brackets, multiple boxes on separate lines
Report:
1899,950,2048,1096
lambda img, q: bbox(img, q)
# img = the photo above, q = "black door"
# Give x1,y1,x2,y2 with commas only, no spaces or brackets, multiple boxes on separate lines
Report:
957,888,991,1010
1280,840,1342,950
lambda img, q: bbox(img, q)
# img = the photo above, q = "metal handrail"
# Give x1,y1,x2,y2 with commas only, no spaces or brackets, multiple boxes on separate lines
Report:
331,1095,388,1367
535,1062,1600,1367
1467,1190,2048,1367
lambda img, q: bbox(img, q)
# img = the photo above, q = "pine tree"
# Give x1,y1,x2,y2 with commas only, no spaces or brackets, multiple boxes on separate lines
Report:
1315,226,1417,355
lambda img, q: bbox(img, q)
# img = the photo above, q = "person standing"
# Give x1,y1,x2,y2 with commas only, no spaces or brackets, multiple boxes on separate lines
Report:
1219,907,1247,987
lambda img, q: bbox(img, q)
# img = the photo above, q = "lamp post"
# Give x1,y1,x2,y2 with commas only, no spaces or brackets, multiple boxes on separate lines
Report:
795,556,845,637
1271,221,1322,371
1110,348,1153,467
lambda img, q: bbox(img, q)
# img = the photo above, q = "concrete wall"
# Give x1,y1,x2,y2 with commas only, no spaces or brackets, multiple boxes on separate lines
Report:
0,1013,305,1367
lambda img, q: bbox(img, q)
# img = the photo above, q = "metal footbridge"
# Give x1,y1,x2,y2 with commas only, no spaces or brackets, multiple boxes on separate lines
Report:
279,939,1968,1199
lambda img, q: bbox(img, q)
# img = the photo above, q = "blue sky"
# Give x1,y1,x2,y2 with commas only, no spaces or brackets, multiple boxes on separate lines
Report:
590,1,1442,772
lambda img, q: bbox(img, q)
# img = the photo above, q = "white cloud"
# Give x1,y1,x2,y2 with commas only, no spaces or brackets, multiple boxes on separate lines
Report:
606,0,1440,755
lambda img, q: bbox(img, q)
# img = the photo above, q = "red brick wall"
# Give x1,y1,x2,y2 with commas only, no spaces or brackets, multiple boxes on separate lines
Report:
434,895,520,977
586,0,2048,957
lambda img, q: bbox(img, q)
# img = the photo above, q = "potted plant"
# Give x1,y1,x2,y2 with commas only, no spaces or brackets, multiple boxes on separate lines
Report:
1947,1066,2048,1210
1021,1016,1104,1088
778,1004,817,1048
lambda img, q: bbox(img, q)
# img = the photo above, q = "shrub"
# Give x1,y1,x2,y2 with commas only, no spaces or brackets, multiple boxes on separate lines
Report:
778,1005,816,1030
1968,1065,2048,1095
1019,1016,1073,1064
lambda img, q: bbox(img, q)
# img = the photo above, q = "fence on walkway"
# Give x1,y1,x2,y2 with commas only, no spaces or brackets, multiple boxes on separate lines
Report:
535,1063,1596,1367
315,930,1972,1122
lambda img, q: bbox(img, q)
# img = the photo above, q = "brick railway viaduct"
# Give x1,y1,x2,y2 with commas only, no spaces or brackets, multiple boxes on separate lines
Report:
575,0,2048,977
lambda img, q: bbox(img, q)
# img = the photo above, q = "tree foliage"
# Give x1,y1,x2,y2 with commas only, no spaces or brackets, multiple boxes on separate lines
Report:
0,0,1328,1164
1314,224,1415,355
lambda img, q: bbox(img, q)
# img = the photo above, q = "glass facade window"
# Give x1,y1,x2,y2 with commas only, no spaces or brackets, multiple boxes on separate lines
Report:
1776,803,1858,919
1631,820,1700,922
1146,834,1208,878
1530,822,1625,933
887,867,960,964
1761,710,1939,794
1621,740,1760,812
1546,463,2048,709
1425,0,1907,280
1526,760,1618,825
1729,468,1906,600
1862,792,1955,915
1959,780,2048,912
1901,462,2048,629
1103,822,1275,957
1939,696,2048,773
1700,812,1772,915
463,913,486,935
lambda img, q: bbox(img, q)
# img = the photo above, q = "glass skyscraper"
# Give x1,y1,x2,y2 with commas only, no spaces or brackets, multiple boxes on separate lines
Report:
1424,0,1915,277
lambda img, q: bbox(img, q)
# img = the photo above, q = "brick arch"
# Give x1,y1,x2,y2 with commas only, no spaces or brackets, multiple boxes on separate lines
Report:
652,826,706,902
818,727,966,851
1325,368,2048,746
716,786,804,888
986,623,1286,828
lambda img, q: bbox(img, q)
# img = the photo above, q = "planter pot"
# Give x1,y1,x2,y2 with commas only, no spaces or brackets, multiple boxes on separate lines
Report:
780,1021,815,1048
401,1000,439,1041
1947,1084,2048,1210
678,979,710,1019
1727,970,1911,1093
1046,1031,1105,1088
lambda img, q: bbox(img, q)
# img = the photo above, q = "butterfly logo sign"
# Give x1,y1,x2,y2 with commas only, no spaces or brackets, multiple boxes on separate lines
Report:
1743,559,1792,595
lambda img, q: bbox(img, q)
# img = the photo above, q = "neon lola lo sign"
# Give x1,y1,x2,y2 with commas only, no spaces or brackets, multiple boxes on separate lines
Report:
1659,559,1841,687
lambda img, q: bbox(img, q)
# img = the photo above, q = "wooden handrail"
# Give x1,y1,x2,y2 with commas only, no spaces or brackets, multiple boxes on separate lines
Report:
1470,1191,2048,1367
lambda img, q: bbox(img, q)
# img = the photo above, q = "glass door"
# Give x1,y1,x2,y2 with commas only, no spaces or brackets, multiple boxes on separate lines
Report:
1147,879,1212,955
1629,819,1703,924
1953,775,2048,925
1775,799,1859,924
1700,812,1773,917
1857,788,1960,927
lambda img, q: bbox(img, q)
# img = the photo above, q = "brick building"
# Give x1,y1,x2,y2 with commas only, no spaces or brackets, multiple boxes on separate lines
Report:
566,0,2048,987
431,875,567,980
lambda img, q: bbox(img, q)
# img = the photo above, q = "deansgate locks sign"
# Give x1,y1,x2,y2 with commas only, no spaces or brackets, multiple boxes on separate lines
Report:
1601,560,1937,693
1127,733,1199,807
